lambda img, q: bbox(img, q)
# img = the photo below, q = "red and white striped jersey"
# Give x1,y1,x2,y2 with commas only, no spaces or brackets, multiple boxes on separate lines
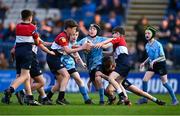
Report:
51,31,69,50
15,23,39,43
110,37,128,59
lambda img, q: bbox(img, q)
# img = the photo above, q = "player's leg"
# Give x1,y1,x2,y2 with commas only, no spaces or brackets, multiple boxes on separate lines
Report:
108,71,127,103
127,85,165,105
47,82,59,100
31,75,52,105
137,71,154,104
105,84,117,105
2,69,31,104
31,75,45,91
55,68,70,105
46,53,70,105
71,70,93,104
95,71,105,105
160,74,179,105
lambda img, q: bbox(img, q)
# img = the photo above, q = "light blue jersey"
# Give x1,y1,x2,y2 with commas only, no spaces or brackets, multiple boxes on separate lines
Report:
145,39,165,62
60,42,77,70
78,36,107,71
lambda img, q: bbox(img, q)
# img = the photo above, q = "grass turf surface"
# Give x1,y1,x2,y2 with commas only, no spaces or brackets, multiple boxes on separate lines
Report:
0,93,179,115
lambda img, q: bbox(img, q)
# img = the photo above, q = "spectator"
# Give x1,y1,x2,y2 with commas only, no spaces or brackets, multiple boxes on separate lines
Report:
134,16,149,47
70,1,82,21
0,52,9,69
3,22,16,42
96,0,110,15
170,26,180,44
40,18,53,41
82,0,96,26
92,13,105,30
157,19,171,45
164,43,174,69
111,0,125,17
167,13,176,32
107,11,119,29
0,21,6,42
127,43,137,70
0,1,9,21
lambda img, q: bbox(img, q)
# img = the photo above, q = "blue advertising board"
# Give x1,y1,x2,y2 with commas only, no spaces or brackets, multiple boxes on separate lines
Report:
0,70,180,94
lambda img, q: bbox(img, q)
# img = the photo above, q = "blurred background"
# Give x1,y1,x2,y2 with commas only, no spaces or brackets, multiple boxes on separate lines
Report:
0,0,180,93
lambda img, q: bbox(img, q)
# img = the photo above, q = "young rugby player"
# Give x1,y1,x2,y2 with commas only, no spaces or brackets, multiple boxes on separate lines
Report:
137,26,179,105
46,19,91,105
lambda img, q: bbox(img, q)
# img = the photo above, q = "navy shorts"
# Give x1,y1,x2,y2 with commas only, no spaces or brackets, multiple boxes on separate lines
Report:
89,65,102,81
115,54,130,78
46,53,64,75
148,61,167,76
16,53,42,78
122,79,132,89
15,44,33,71
68,68,77,75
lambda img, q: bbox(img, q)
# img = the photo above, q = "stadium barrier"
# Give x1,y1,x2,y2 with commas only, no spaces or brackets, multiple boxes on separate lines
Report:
0,70,180,94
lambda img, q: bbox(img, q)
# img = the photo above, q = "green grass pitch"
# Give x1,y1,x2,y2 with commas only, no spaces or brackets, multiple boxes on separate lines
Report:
0,93,179,115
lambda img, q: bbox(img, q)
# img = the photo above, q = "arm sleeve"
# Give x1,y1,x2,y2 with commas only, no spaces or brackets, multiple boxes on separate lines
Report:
57,37,68,46
158,44,165,56
32,27,39,40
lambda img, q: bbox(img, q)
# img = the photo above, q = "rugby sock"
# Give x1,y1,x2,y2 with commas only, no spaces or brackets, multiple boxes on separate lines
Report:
142,81,148,92
79,86,89,101
163,83,177,101
58,91,65,100
152,97,157,102
118,92,126,100
47,91,54,99
99,88,104,102
9,86,15,93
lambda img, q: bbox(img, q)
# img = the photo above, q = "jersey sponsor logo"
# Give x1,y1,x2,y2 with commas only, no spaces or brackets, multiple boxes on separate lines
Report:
60,37,66,43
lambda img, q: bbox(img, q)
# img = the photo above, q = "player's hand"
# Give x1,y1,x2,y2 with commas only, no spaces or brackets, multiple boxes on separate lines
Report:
10,47,15,63
94,43,103,49
82,42,92,51
82,62,87,69
49,51,56,56
140,62,145,69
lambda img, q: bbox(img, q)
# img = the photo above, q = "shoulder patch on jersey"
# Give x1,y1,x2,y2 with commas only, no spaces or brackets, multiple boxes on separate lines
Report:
60,37,66,42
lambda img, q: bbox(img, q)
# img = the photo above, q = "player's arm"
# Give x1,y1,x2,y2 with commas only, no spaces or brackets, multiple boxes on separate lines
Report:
32,30,55,55
139,57,149,70
63,42,92,54
38,38,52,46
73,52,87,68
94,38,114,49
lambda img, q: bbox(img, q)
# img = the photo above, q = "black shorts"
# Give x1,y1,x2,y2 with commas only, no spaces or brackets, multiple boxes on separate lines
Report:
16,53,42,78
89,65,102,81
122,79,132,89
46,53,64,75
15,44,33,72
148,61,167,76
68,68,77,75
114,54,131,78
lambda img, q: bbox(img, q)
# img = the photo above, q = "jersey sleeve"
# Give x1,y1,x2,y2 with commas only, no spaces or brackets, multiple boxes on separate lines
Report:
158,43,165,56
77,38,86,45
111,37,119,44
57,37,68,46
32,26,39,40
100,37,107,42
